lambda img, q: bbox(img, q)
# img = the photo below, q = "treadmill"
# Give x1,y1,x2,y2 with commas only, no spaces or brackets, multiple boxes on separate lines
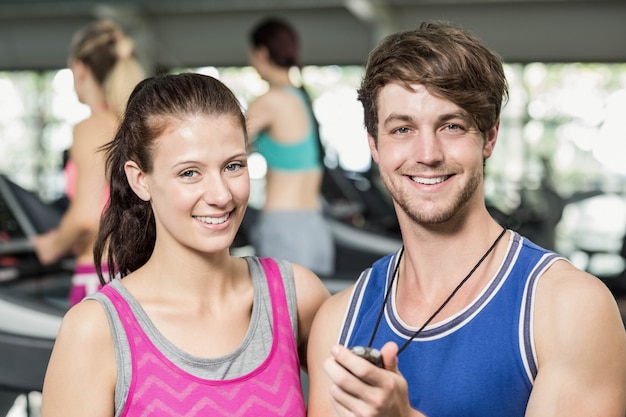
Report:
0,175,71,415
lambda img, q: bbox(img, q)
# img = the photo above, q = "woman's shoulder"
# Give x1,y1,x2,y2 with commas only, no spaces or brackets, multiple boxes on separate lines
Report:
289,262,330,306
73,111,118,141
257,85,301,106
57,298,112,348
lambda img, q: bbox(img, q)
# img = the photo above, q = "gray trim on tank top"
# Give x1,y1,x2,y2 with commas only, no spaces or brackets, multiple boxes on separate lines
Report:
86,256,298,415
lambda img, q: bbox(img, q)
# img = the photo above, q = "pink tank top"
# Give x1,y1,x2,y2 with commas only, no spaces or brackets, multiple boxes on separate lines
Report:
100,258,306,417
64,159,78,199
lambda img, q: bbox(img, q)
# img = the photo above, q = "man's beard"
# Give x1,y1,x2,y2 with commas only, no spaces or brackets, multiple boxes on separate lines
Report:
381,167,482,226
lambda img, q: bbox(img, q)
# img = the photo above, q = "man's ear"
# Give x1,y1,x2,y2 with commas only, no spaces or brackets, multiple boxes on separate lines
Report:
483,121,500,159
368,134,380,164
124,161,150,202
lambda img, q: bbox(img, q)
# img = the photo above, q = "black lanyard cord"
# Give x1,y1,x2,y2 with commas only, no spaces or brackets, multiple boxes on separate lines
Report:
367,227,507,354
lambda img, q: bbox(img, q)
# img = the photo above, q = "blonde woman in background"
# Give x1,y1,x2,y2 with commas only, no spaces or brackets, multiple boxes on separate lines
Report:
32,20,146,306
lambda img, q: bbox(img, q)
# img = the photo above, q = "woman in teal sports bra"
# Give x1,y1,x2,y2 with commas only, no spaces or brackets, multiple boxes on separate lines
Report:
246,17,335,277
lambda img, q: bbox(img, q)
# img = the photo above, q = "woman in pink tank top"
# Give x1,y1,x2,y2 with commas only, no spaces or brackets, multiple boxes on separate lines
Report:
41,73,330,416
31,20,145,307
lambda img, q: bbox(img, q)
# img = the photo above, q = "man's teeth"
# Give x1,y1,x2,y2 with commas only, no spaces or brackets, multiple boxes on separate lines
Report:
411,176,447,185
194,214,229,224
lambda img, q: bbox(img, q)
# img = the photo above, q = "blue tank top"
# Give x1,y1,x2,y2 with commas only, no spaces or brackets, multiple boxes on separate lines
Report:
254,87,321,171
339,231,563,417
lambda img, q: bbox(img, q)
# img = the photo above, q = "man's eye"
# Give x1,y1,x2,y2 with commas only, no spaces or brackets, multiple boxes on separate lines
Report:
393,127,410,134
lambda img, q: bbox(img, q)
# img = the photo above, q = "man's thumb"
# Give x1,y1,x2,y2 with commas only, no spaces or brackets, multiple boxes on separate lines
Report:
381,341,399,371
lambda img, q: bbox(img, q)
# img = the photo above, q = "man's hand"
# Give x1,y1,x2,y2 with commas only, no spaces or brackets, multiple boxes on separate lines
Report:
324,341,423,417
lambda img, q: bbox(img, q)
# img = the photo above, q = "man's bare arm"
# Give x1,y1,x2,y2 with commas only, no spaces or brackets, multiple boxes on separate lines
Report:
526,261,626,416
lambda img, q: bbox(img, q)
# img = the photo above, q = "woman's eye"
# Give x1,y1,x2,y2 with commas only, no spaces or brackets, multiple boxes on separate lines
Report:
225,163,242,172
181,169,196,178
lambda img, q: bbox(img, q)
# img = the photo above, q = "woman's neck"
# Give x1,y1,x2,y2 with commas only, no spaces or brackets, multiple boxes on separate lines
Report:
266,69,294,88
91,102,109,113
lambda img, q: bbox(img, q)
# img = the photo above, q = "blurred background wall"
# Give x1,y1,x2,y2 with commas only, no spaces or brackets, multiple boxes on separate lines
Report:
1,0,626,290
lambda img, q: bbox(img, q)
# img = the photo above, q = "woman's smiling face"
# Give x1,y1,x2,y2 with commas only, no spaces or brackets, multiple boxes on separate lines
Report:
131,113,250,256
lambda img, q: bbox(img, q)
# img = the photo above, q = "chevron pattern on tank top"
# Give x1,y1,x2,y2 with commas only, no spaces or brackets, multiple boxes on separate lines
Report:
106,258,305,417
123,326,304,416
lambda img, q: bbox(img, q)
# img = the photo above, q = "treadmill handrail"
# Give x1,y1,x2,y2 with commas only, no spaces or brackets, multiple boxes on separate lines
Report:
0,175,37,238
326,218,402,255
0,296,62,339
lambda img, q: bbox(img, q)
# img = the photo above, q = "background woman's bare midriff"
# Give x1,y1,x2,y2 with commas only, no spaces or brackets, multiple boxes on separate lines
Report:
263,169,323,211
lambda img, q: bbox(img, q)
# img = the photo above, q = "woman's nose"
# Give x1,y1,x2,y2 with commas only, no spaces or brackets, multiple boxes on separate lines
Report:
203,175,231,206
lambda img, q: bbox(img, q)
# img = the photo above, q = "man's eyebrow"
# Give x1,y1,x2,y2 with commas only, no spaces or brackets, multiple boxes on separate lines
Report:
382,111,471,128
382,113,414,128
437,112,471,124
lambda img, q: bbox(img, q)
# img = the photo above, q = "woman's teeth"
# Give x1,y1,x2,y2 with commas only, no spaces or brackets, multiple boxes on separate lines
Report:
194,213,229,224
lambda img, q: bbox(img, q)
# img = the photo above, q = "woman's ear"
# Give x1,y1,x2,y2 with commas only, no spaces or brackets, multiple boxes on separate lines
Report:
256,45,270,61
124,161,150,201
70,60,88,83
249,45,271,67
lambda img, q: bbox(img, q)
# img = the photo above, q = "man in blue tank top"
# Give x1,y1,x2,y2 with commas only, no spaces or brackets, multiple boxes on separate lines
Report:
307,21,626,417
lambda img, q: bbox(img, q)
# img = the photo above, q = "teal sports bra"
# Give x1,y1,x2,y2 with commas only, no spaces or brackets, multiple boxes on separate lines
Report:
254,87,322,171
